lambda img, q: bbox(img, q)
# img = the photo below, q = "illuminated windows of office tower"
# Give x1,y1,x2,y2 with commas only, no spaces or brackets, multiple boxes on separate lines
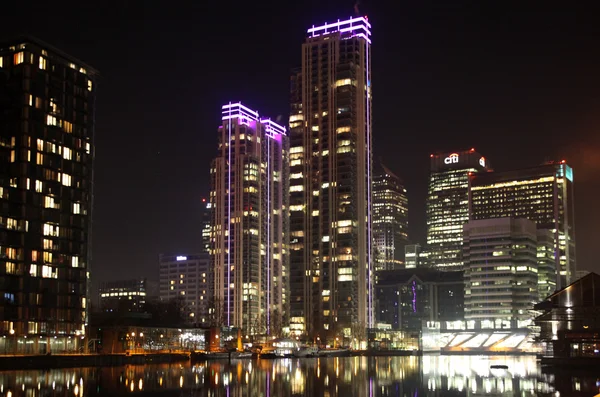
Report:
426,149,489,271
210,103,289,334
0,37,96,351
289,16,374,340
469,161,575,289
372,162,408,271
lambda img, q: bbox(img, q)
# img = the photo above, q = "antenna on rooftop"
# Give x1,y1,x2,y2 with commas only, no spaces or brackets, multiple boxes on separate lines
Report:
354,1,361,16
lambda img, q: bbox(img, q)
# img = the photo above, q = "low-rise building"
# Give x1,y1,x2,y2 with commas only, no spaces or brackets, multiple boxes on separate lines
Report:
376,268,464,332
99,278,149,313
158,254,211,326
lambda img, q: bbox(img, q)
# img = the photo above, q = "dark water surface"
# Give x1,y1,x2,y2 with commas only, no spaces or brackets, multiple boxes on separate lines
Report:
0,355,597,396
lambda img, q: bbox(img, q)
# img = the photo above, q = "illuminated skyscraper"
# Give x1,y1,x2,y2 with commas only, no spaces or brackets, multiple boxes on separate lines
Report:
210,103,289,334
372,162,408,271
463,218,539,325
469,161,575,288
426,149,489,271
289,16,373,340
0,37,96,352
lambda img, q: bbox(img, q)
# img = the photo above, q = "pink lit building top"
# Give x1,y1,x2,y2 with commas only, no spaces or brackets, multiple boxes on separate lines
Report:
221,102,286,136
307,16,372,43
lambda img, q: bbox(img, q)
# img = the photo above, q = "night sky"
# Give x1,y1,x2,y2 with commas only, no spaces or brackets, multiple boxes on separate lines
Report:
2,1,599,291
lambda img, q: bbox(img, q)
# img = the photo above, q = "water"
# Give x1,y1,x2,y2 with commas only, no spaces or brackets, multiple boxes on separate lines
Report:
0,355,596,396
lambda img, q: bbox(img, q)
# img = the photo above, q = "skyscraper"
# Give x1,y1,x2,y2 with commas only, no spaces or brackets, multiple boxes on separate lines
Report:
289,16,373,340
0,37,96,352
469,161,575,288
426,149,489,271
372,162,408,270
210,103,289,334
463,218,539,326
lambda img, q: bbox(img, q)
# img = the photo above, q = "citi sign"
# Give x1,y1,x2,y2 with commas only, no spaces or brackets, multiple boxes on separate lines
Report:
444,153,459,164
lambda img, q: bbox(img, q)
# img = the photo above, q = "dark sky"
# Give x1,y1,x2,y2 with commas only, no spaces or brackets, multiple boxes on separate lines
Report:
2,0,599,289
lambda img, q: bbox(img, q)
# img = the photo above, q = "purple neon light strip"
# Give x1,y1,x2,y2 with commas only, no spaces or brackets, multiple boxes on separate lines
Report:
366,36,373,328
227,104,232,327
412,280,417,313
266,130,271,335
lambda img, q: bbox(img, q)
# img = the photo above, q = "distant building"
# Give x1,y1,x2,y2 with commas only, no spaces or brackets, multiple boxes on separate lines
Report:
426,149,490,271
210,103,289,334
200,197,211,254
99,278,149,313
373,162,408,270
404,244,429,269
537,229,557,300
376,268,464,332
463,218,539,327
159,254,210,326
574,269,590,281
0,37,97,352
289,16,374,339
469,161,576,288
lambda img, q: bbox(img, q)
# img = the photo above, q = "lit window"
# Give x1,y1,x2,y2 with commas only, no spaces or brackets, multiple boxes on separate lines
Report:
14,52,24,65
39,56,46,70
88,80,93,92
73,203,81,214
72,256,79,268
61,173,72,186
63,147,72,160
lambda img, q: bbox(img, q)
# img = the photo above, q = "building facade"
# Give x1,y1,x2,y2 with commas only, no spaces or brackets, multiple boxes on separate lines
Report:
200,197,211,254
463,218,539,326
404,244,429,269
288,16,373,340
373,162,408,271
426,149,489,271
469,161,576,288
99,278,148,313
376,268,464,332
158,254,211,326
0,37,96,351
210,103,289,334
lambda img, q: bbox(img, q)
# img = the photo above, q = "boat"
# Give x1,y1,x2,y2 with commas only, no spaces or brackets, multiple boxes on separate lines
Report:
490,364,509,369
259,338,299,358
318,348,351,357
293,345,319,358
231,351,253,359
191,350,231,360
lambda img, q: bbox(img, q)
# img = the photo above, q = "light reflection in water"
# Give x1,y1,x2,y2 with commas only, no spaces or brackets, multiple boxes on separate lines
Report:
0,355,594,396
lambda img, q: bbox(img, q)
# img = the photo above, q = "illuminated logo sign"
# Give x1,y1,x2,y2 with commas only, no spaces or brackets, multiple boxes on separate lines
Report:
479,157,486,167
176,256,187,261
444,153,459,164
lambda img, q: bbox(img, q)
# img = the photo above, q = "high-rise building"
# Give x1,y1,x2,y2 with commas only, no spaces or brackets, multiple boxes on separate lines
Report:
469,161,576,288
0,37,96,352
210,103,289,334
200,197,211,254
426,149,490,271
289,16,373,340
99,278,149,313
537,229,557,300
372,162,408,271
463,218,539,326
158,253,211,326
404,244,429,269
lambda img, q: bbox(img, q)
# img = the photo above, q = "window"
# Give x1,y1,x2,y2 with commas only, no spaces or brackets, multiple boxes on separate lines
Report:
73,203,81,214
61,173,72,186
38,56,46,70
14,52,24,65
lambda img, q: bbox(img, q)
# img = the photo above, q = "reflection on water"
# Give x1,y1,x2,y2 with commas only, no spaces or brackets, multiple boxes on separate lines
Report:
0,355,596,396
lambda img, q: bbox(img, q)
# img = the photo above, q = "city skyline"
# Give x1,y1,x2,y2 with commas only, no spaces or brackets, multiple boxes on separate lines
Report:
1,1,598,289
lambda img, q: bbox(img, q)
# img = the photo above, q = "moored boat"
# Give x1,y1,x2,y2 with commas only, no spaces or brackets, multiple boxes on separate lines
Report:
318,348,351,357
